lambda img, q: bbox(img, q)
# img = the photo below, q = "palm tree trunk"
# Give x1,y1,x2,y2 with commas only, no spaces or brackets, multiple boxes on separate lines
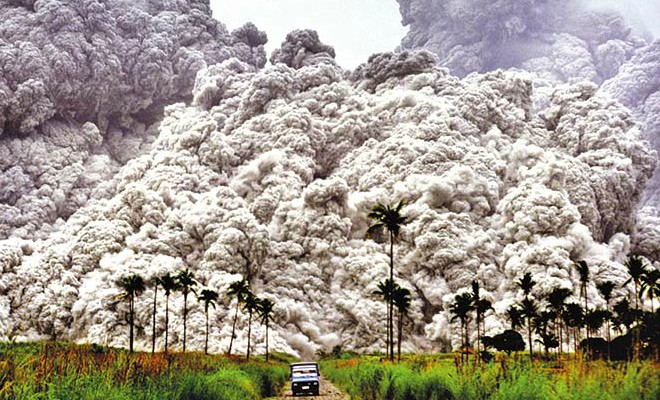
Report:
183,292,188,353
129,295,134,353
397,309,403,362
205,309,209,355
606,303,611,361
164,294,170,353
634,282,640,361
475,312,481,365
247,310,253,361
228,300,240,355
389,231,394,361
151,286,157,354
265,321,269,362
527,316,533,361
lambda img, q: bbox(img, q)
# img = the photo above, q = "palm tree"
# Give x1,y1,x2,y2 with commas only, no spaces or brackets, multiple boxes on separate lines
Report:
150,277,159,354
258,298,275,362
546,287,571,355
373,278,397,358
516,272,536,361
392,285,412,362
574,260,590,341
243,291,260,361
506,305,524,331
562,302,584,357
227,278,250,355
449,291,475,364
624,255,647,359
596,281,616,359
158,273,180,353
116,274,146,353
471,281,482,358
367,200,407,360
176,268,197,353
520,297,538,360
641,268,659,312
533,311,558,358
198,289,219,355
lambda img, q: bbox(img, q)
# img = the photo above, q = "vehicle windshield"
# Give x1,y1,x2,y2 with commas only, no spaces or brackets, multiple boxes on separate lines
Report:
292,368,317,376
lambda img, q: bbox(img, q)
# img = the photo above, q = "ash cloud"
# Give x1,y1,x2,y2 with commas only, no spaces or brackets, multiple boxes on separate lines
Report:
0,51,654,353
0,0,267,239
395,0,660,254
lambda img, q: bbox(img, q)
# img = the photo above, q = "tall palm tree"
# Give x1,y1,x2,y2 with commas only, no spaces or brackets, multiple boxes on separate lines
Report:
516,272,536,361
471,281,482,358
116,274,146,353
596,281,616,359
392,285,412,362
227,278,250,355
520,297,538,360
176,268,197,353
449,291,475,364
150,276,159,354
197,289,219,355
373,278,397,358
641,268,659,312
243,291,260,361
367,200,407,361
158,273,180,353
258,298,275,362
624,255,647,359
574,260,590,341
546,287,571,355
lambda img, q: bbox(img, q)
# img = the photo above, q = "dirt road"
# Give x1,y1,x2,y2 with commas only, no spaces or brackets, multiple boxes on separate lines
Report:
276,376,348,399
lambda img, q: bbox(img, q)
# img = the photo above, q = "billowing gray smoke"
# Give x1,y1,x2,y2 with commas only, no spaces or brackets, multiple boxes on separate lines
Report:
0,0,267,239
0,37,654,356
395,0,646,82
395,0,660,256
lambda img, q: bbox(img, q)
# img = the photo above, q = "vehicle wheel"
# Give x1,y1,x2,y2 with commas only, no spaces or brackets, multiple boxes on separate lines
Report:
314,388,320,396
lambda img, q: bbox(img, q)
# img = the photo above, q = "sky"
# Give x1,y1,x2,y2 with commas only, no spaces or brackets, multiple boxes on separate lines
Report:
209,0,407,69
209,1,659,70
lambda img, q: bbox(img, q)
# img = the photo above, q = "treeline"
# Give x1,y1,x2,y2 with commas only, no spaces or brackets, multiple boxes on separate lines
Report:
116,270,274,360
449,256,659,362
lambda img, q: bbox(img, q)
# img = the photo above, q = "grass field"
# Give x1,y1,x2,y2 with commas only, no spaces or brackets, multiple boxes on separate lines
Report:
0,341,289,399
320,354,660,400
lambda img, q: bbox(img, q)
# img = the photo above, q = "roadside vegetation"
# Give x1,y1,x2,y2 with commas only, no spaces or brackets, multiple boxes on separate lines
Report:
320,354,660,400
0,341,288,400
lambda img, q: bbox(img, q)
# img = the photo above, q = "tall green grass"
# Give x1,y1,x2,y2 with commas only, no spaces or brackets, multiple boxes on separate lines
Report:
0,341,288,400
321,355,660,400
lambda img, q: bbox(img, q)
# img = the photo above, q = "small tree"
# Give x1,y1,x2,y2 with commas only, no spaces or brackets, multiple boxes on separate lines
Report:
176,269,197,353
574,260,590,341
546,287,571,355
449,291,475,364
641,268,659,312
227,278,250,355
597,281,616,359
197,289,219,355
258,298,275,361
516,272,537,361
158,273,180,353
562,302,584,357
116,274,145,353
374,278,396,358
392,285,412,362
624,255,648,360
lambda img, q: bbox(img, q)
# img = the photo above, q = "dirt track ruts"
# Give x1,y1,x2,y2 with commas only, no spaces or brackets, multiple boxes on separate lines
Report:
276,376,348,399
